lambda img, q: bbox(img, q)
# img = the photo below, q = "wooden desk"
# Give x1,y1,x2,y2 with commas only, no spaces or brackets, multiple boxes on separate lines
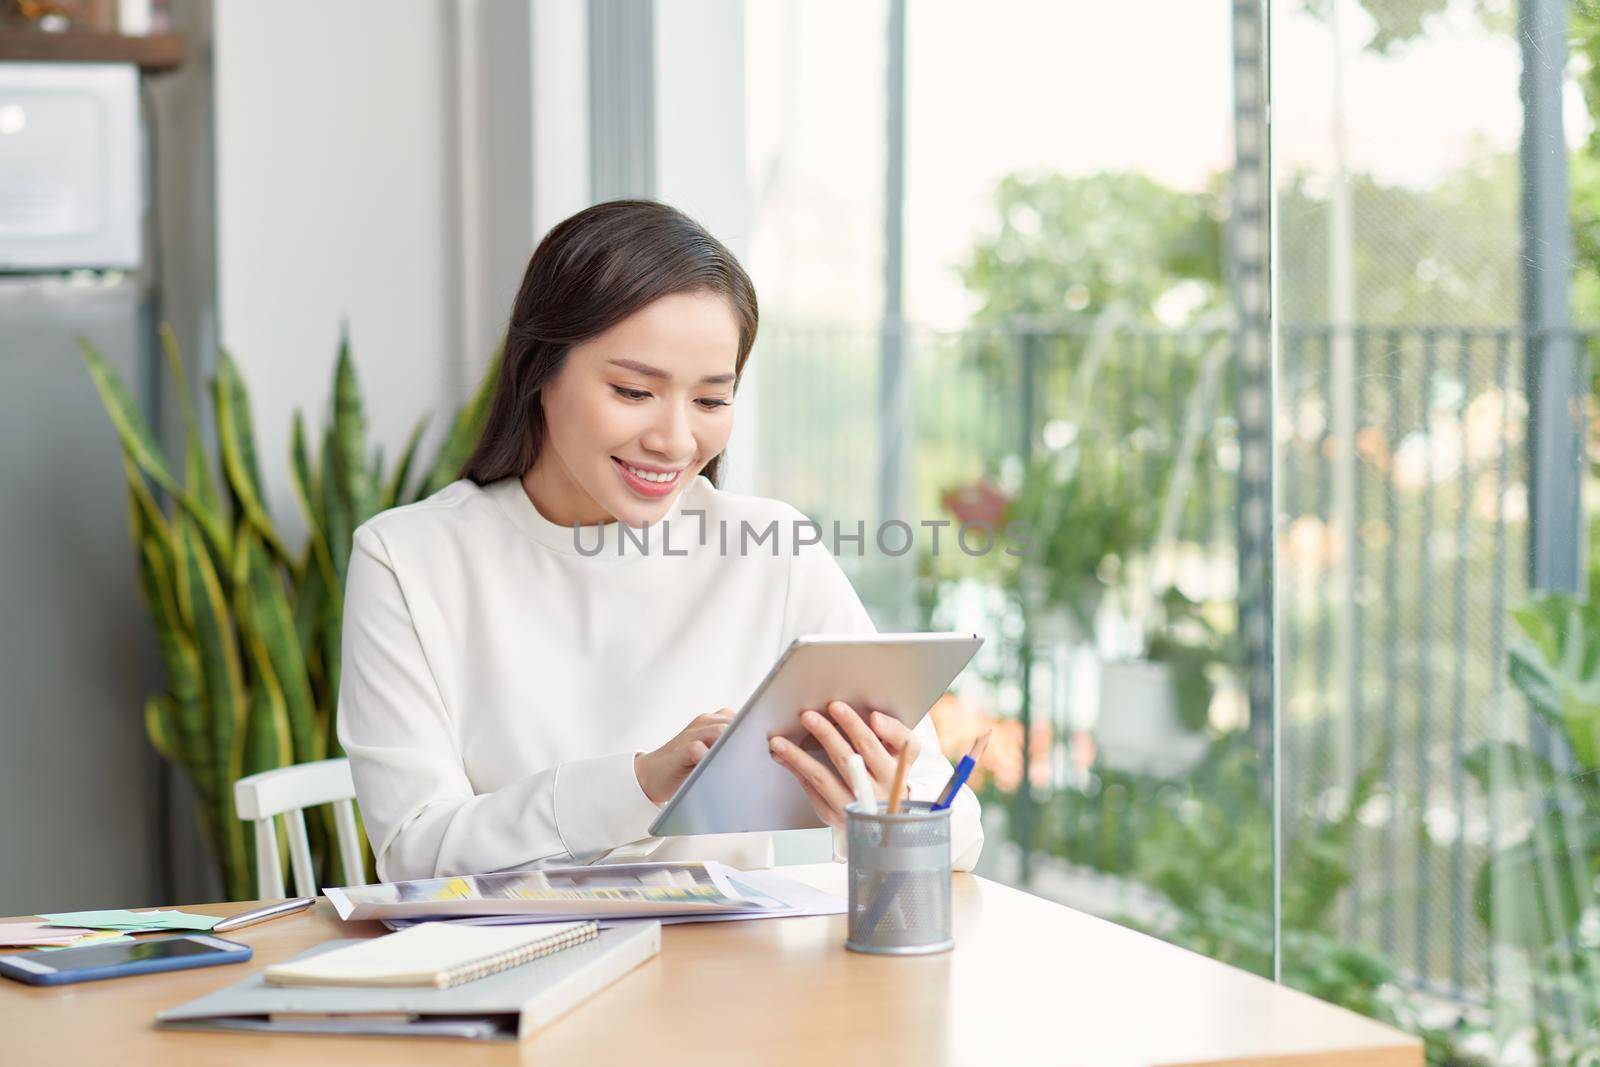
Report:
1,865,1420,1066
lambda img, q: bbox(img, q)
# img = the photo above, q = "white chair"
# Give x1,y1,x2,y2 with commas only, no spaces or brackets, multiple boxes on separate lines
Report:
234,758,367,900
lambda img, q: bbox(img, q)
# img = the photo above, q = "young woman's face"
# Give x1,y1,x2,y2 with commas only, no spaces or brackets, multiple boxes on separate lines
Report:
529,289,740,527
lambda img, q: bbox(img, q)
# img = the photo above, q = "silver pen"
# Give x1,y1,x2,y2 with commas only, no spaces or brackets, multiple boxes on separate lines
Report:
212,896,317,933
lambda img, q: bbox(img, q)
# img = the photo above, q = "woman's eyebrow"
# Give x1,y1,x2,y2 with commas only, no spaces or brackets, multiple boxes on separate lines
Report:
607,357,735,385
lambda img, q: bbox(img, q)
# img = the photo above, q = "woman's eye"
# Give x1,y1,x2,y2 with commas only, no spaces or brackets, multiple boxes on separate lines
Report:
612,384,727,408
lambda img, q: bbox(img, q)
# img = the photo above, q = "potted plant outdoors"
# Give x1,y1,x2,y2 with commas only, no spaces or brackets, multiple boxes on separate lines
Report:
1003,440,1155,645
935,441,1162,780
1096,587,1229,779
1001,440,1192,778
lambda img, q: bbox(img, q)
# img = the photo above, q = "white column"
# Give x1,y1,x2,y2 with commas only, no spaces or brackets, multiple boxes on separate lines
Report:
532,0,592,240
654,0,757,495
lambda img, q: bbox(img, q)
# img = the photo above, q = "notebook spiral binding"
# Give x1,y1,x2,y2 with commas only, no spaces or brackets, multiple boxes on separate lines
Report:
437,921,600,989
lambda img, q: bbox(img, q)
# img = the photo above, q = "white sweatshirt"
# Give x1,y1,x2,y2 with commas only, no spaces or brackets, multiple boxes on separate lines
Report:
337,474,983,882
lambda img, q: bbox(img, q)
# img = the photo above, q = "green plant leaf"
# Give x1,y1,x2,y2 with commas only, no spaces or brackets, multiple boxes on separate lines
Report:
1460,739,1596,810
1508,593,1600,768
122,451,171,564
291,412,339,594
1147,647,1213,732
384,415,428,508
240,619,294,780
236,527,319,764
320,577,344,755
215,351,291,561
159,324,222,520
144,696,179,763
1512,598,1563,662
332,332,378,527
121,455,211,783
137,535,205,764
419,346,501,498
292,550,328,680
321,424,353,582
1474,821,1600,949
81,338,182,497
236,702,293,896
175,513,248,888
133,513,183,643
289,411,320,524
83,338,230,561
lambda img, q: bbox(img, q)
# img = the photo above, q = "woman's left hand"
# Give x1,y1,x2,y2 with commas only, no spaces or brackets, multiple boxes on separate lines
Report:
768,700,921,831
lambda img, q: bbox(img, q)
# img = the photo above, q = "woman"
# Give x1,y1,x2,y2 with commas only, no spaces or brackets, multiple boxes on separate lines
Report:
338,200,983,882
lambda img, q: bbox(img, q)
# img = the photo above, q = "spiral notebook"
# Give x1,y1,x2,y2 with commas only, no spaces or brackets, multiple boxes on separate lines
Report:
263,920,599,989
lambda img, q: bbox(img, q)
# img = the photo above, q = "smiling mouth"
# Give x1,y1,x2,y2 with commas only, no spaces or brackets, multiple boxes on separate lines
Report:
612,457,685,494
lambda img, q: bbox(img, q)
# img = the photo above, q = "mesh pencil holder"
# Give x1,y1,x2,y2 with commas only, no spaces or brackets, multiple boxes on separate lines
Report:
844,800,954,955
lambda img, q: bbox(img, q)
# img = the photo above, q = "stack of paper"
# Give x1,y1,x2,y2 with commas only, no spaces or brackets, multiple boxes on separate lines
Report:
325,860,846,930
0,909,222,952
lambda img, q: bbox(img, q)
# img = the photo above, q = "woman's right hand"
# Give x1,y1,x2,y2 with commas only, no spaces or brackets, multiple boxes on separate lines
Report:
634,709,735,805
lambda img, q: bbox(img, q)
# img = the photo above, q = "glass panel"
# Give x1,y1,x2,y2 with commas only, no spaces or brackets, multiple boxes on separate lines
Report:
1274,0,1595,1060
745,0,1275,984
743,0,888,591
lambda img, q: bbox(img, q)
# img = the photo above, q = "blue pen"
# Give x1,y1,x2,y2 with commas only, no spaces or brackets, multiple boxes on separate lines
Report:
932,730,991,810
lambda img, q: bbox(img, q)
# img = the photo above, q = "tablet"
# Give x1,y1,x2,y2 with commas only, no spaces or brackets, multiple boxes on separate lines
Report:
648,632,983,838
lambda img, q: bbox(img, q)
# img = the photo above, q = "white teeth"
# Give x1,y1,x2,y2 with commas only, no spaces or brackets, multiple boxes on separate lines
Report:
622,462,678,484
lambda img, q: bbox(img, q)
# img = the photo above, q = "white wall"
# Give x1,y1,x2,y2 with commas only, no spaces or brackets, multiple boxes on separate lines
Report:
214,0,457,524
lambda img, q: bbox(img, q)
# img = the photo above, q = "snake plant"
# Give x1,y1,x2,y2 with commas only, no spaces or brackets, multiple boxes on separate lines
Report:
82,326,497,900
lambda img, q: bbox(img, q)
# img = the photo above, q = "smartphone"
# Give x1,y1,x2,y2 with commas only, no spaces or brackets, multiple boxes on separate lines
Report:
0,933,252,986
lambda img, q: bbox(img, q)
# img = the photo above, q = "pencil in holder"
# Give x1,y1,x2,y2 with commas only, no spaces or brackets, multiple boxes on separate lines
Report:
844,800,954,955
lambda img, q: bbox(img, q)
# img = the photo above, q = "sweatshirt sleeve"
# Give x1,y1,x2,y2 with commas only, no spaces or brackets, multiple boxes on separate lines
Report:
337,525,662,882
781,519,985,872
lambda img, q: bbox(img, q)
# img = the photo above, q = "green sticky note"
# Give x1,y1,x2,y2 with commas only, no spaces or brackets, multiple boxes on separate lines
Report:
39,909,220,932
133,910,221,931
37,910,144,930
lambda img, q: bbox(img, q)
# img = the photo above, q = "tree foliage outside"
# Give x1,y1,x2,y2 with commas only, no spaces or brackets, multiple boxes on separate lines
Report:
954,171,1224,329
1276,155,1522,325
1326,0,1600,325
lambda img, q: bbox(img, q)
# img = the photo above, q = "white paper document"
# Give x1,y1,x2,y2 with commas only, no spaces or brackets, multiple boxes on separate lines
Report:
326,861,845,928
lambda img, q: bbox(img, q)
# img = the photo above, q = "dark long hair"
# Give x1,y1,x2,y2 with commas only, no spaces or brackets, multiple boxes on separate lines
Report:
461,200,759,487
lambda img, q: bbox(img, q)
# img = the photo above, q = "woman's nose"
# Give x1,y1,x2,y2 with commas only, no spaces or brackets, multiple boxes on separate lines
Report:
642,402,695,460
